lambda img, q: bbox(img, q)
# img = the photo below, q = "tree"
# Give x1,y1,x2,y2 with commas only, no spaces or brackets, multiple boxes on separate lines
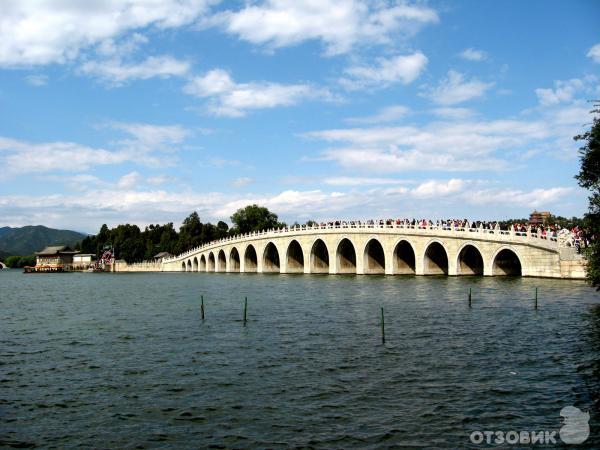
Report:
230,204,285,234
574,101,600,289
5,255,36,268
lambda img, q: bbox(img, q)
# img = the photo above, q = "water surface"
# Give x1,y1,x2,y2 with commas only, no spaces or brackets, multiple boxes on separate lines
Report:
1,270,599,448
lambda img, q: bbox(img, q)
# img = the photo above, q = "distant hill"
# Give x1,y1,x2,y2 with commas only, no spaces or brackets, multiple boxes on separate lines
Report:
0,226,87,257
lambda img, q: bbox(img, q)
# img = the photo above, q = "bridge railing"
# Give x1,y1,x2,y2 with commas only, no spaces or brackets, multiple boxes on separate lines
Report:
163,221,561,263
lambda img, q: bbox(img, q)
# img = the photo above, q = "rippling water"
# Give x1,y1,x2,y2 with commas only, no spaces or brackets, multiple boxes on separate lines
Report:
1,269,599,448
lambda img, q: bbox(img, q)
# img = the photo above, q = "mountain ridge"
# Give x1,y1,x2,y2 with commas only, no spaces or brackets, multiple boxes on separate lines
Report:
0,225,87,257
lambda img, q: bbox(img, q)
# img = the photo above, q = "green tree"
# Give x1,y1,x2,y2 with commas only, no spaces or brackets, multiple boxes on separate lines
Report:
230,204,285,234
177,211,203,252
5,255,35,268
574,101,600,289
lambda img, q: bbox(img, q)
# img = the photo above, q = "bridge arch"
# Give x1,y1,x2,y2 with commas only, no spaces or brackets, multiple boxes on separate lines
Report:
186,259,192,272
286,240,305,273
263,242,281,273
336,237,356,274
363,238,385,274
192,256,198,272
181,261,186,271
244,244,258,272
229,247,240,272
456,243,484,275
491,247,522,276
217,250,226,272
199,254,206,272
423,240,448,275
310,238,329,274
393,239,416,274
207,252,216,272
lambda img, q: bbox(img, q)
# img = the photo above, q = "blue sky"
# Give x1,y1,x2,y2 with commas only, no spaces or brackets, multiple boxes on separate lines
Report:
0,0,599,233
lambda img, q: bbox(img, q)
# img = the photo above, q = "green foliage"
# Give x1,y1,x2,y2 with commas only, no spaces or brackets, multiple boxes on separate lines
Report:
5,255,36,268
230,204,286,234
81,212,231,263
498,216,587,229
574,101,600,289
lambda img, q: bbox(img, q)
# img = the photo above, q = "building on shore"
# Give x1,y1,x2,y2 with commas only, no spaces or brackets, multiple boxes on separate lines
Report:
35,246,80,269
72,253,95,270
529,210,552,225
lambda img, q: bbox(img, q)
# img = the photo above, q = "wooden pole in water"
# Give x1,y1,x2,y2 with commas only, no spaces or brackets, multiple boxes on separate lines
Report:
534,287,538,309
200,295,205,320
468,287,472,308
243,296,248,325
381,307,385,344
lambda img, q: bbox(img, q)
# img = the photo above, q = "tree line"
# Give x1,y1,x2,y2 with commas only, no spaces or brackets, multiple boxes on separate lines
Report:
78,204,287,263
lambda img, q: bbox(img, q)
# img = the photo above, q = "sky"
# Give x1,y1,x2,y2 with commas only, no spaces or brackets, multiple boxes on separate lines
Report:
0,0,599,233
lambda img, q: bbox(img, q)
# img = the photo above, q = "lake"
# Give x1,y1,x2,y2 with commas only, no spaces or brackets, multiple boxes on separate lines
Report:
1,270,599,448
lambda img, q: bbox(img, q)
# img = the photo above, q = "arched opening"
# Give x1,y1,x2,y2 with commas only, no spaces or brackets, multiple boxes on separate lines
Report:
229,247,240,272
310,239,329,274
424,242,448,275
457,245,484,275
207,252,215,272
286,240,304,273
186,260,192,272
364,238,385,274
181,261,186,271
217,250,226,272
192,257,198,272
393,240,416,274
493,249,522,276
336,238,356,274
263,242,280,273
244,245,257,272
199,255,206,272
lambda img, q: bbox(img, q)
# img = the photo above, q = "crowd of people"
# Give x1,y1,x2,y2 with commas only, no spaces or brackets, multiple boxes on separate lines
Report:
307,218,593,253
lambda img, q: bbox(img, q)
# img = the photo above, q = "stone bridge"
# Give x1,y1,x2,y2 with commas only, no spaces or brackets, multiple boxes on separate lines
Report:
155,223,585,279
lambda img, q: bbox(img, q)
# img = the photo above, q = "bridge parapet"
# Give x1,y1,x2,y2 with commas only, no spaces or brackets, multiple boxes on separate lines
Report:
164,222,561,264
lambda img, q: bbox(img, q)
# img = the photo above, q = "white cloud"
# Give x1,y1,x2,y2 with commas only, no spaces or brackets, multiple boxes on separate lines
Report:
118,171,143,189
458,48,487,61
0,122,190,175
323,176,411,186
340,52,428,89
147,175,173,185
424,70,494,105
109,122,189,150
411,179,466,198
232,177,254,187
0,183,577,232
345,105,410,124
96,33,149,58
587,43,600,63
465,187,574,208
25,74,48,86
79,55,190,85
0,137,130,174
535,76,597,106
304,105,593,173
184,69,327,117
208,0,438,56
0,0,212,67
431,107,475,120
